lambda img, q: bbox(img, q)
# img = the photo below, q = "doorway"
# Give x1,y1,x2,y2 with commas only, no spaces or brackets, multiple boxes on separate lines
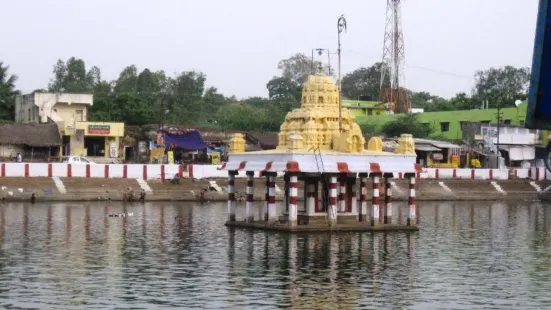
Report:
84,136,105,157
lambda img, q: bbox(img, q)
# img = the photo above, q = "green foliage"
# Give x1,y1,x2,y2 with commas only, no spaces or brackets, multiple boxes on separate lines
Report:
381,114,432,138
472,66,530,107
0,62,19,121
341,62,389,100
0,54,533,140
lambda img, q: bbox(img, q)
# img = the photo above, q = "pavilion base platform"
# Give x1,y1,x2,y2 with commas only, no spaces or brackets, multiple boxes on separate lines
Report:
225,220,419,233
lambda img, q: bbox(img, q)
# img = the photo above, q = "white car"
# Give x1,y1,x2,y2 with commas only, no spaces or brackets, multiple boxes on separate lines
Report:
63,156,96,164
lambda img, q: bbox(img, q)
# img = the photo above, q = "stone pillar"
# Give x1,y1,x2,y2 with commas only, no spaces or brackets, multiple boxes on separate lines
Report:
245,171,255,223
350,177,357,214
227,170,238,222
359,173,368,222
338,174,346,212
284,174,290,213
407,175,417,226
306,178,317,215
384,176,392,224
288,174,298,227
267,174,277,222
371,174,380,226
263,174,269,221
328,175,338,226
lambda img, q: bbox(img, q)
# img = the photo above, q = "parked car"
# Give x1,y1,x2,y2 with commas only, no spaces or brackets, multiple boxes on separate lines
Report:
63,156,96,164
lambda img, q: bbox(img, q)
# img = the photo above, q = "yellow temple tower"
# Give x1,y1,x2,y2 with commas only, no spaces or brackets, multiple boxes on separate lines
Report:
276,71,366,153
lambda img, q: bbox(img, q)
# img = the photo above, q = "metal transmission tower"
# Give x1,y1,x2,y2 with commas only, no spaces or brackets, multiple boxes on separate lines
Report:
379,0,410,113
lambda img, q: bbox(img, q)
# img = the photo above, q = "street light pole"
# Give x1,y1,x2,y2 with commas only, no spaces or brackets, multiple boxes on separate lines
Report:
496,99,501,168
337,14,347,132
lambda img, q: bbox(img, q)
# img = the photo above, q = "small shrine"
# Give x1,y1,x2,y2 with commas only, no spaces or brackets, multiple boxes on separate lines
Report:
221,70,421,232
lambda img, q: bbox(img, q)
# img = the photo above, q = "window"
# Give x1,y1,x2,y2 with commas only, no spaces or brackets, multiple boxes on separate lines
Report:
28,108,31,121
480,120,490,125
440,122,450,132
318,96,324,104
503,119,511,125
520,120,525,126
76,110,83,122
368,109,373,115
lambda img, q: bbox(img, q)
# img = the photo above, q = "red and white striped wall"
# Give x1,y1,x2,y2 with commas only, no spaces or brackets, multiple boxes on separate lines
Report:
0,163,549,181
0,163,190,181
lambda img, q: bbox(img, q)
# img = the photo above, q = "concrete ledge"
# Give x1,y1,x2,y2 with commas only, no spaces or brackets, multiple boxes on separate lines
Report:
0,177,548,202
225,220,419,232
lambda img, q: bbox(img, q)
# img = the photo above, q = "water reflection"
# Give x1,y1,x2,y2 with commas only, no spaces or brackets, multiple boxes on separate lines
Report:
0,202,549,308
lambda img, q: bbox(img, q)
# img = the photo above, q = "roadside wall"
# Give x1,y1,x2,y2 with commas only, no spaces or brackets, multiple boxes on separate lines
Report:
0,163,549,181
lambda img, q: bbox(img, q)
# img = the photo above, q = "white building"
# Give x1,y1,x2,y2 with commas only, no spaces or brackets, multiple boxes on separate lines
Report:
477,124,541,167
15,92,93,127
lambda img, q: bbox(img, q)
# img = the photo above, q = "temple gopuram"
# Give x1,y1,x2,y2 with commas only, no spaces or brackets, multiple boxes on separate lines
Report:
221,70,421,232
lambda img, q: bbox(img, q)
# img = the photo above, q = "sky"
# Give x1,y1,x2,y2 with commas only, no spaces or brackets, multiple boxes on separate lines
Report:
0,0,538,100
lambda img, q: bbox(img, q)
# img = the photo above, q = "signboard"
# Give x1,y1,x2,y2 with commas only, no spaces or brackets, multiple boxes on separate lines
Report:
167,151,174,164
432,153,444,161
150,148,165,164
88,124,110,135
211,152,220,164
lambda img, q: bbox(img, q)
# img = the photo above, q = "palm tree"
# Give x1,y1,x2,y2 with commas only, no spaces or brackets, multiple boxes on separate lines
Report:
0,62,20,121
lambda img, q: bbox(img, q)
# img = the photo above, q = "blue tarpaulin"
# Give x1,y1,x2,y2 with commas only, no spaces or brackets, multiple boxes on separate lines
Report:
163,130,208,150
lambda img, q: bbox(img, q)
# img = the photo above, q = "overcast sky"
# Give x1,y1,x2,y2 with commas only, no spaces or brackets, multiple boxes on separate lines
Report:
0,0,538,99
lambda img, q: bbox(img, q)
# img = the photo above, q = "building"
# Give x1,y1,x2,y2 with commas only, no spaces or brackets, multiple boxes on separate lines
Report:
14,92,125,160
474,124,540,167
357,102,531,141
342,99,424,116
341,100,387,116
0,123,62,161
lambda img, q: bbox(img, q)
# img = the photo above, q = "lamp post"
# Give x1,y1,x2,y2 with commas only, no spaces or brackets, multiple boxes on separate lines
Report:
495,98,502,168
337,14,347,132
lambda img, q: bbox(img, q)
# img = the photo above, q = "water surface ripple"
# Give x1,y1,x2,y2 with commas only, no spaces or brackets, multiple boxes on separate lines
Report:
0,201,550,309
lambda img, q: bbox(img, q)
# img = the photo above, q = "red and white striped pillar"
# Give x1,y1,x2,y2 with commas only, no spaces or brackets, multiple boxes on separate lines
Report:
227,170,238,222
245,171,255,223
328,175,338,226
264,175,269,221
371,174,381,226
350,177,357,214
384,176,392,224
306,178,317,215
407,174,417,226
338,174,346,212
288,174,298,227
359,173,368,222
267,174,277,222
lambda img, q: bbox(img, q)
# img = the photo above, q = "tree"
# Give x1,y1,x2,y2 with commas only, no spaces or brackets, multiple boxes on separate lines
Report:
48,57,99,93
114,65,138,93
381,113,432,138
0,62,19,121
472,66,530,108
341,62,388,100
266,76,301,102
167,71,206,124
277,53,332,86
215,103,268,131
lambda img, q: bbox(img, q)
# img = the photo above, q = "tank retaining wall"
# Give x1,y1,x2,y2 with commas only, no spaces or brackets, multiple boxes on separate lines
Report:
0,163,550,181
0,176,549,202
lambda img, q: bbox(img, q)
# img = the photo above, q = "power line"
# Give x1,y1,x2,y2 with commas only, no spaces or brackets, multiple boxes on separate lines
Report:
343,49,475,80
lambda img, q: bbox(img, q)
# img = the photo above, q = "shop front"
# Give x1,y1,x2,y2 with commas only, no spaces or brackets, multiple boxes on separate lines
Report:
69,122,125,159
